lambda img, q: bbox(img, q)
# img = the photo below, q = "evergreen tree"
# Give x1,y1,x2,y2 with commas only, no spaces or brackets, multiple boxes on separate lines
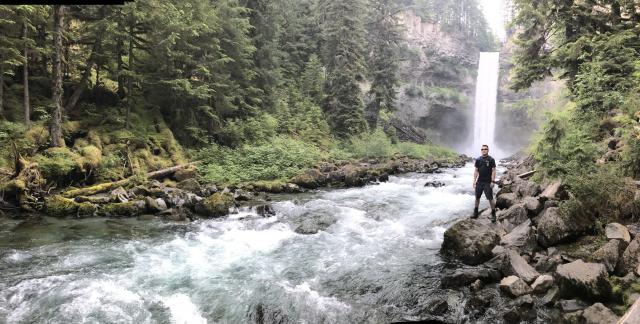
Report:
365,0,403,130
51,5,65,147
321,0,368,137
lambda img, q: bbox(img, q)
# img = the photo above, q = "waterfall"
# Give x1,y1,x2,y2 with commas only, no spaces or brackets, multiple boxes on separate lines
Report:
472,52,500,156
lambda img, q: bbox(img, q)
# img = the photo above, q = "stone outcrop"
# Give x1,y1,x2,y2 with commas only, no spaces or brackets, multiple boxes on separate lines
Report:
498,203,528,232
496,193,517,209
555,260,612,301
503,249,540,284
500,219,537,254
441,219,501,265
537,207,595,247
592,239,627,274
617,236,640,276
582,303,619,324
531,274,554,294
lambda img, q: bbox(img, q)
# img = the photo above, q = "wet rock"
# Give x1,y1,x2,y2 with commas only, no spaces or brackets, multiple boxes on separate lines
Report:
440,267,500,288
471,279,483,292
582,302,619,324
592,239,627,274
503,249,540,284
203,184,218,196
498,203,529,232
138,214,155,221
255,204,275,217
294,214,337,234
559,299,588,312
423,297,448,316
534,254,558,273
606,223,631,243
537,207,596,247
617,236,640,276
499,275,532,297
195,192,234,218
531,274,554,294
523,196,542,215
500,219,538,254
492,245,506,256
145,196,159,213
508,294,534,308
424,181,445,188
541,286,560,305
496,193,517,209
233,189,253,201
556,259,612,301
441,219,501,265
283,183,303,193
378,173,389,182
110,187,129,203
466,288,495,311
159,208,186,221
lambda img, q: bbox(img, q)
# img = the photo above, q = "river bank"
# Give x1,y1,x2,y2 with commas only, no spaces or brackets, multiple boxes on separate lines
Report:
435,155,640,323
1,155,468,222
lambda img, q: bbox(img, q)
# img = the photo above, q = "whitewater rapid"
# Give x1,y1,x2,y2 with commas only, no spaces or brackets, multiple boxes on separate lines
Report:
0,164,493,323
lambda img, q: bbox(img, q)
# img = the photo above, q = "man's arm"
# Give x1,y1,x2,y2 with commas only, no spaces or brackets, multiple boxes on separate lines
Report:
473,168,479,188
491,167,496,186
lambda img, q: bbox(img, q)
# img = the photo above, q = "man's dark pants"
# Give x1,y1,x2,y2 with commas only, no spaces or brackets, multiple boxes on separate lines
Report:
475,181,493,200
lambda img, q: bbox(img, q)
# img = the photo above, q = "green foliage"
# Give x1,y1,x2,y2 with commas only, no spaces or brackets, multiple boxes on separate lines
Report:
532,106,600,178
560,164,630,225
395,141,457,160
621,130,640,179
35,147,83,182
197,136,323,184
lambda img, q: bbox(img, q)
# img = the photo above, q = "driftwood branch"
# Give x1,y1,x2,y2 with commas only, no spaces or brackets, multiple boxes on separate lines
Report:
62,161,200,198
517,170,537,179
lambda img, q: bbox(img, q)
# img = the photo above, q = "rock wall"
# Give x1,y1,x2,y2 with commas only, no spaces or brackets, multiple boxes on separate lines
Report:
394,11,478,148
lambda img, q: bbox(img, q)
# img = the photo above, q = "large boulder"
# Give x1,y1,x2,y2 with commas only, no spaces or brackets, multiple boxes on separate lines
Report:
441,219,501,265
605,223,631,243
294,213,337,234
617,236,640,276
540,180,562,201
499,276,532,297
627,224,640,239
592,239,627,274
555,259,612,301
498,203,529,232
196,192,234,218
500,219,538,254
523,197,542,216
496,193,517,209
291,169,326,189
537,207,595,247
582,303,619,324
513,177,541,198
503,249,540,284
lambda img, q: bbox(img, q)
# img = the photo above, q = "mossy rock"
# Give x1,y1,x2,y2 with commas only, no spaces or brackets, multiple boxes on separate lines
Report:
99,201,146,217
45,195,80,218
198,192,234,217
79,145,102,169
24,124,49,147
35,147,83,182
250,180,286,193
0,179,26,204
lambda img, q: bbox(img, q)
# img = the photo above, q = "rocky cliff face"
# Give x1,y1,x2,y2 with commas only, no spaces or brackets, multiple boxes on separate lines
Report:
394,11,479,149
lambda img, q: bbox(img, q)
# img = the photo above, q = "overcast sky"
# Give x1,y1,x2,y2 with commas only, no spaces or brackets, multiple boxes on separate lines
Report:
479,0,506,41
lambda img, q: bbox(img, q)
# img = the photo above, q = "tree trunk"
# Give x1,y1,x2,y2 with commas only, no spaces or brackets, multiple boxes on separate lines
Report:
23,22,30,126
116,38,124,98
51,5,65,148
65,29,104,111
125,16,134,130
37,24,48,75
0,59,4,119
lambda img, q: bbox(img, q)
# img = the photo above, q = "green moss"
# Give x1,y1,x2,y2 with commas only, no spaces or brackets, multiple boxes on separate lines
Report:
45,195,80,218
80,145,102,169
99,201,145,217
200,192,234,217
248,180,286,193
35,147,83,182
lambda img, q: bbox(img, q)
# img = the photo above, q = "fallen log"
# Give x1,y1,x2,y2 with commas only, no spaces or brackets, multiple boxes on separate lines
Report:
517,170,536,179
62,161,200,198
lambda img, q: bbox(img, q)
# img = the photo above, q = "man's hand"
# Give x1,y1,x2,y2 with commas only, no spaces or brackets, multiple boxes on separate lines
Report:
473,182,476,190
490,182,495,189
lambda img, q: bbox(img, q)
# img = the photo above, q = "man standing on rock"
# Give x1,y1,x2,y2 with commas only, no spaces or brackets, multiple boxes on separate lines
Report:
472,144,497,222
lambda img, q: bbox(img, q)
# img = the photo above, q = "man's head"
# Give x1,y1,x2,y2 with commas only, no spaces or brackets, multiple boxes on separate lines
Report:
481,144,489,157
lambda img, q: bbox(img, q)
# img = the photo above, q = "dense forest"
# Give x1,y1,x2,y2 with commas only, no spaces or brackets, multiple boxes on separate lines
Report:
0,0,494,200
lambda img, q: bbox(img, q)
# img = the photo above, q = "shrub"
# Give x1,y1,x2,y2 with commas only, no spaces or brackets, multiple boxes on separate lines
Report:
198,136,323,184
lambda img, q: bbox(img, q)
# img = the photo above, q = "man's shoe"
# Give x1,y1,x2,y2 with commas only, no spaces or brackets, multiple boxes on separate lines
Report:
491,209,497,223
471,207,479,219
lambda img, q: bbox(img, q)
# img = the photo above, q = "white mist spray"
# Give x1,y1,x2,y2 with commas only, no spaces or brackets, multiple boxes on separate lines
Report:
471,52,500,157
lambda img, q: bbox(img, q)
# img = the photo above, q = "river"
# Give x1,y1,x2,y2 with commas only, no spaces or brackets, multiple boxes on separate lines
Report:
0,163,495,324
